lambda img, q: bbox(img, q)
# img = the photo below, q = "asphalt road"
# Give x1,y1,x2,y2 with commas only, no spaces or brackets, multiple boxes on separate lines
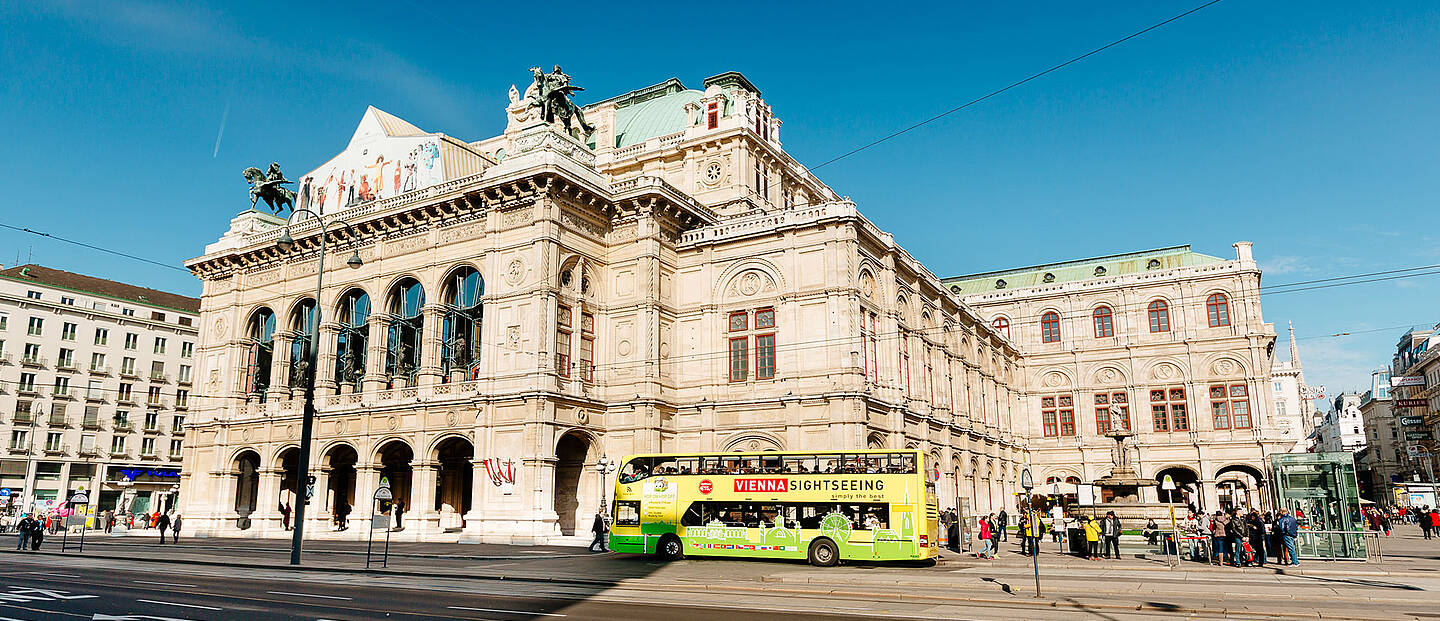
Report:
0,554,906,621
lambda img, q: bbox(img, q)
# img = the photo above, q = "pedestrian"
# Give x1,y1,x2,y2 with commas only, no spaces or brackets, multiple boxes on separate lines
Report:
1277,507,1300,566
1211,511,1230,565
280,502,292,531
335,502,351,531
1082,516,1101,560
104,510,115,534
14,514,34,551
155,512,171,543
1051,511,1066,544
976,514,994,559
1229,509,1251,567
171,514,182,544
392,499,407,532
997,508,1009,542
991,512,1004,557
1016,512,1029,555
28,517,44,551
589,512,608,552
1143,518,1159,546
1100,511,1122,559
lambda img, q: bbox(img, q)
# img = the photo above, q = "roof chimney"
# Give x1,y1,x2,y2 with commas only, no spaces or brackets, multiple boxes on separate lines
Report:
1233,241,1254,263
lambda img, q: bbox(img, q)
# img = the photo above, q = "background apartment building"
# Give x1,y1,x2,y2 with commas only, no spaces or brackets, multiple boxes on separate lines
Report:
0,264,197,517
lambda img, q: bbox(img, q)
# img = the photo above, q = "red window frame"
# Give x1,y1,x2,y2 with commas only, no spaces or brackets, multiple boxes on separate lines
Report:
1148,300,1170,333
707,102,719,129
860,312,878,381
729,311,748,332
1096,392,1129,432
755,333,776,380
556,305,572,377
992,316,1010,339
1041,312,1060,343
1041,396,1059,437
755,308,775,329
1093,306,1114,338
1209,385,1231,429
729,337,748,382
900,331,912,398
578,313,595,382
1206,294,1231,327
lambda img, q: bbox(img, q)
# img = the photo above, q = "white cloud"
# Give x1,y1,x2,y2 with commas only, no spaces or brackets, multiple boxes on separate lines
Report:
1296,337,1384,398
1261,256,1308,275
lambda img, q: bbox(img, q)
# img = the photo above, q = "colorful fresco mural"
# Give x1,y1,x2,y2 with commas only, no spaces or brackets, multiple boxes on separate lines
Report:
296,137,444,215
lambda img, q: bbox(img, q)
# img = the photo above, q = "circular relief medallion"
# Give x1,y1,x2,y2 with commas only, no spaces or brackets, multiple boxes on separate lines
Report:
286,424,296,439
445,412,458,427
1099,368,1118,383
211,316,228,340
618,340,633,357
335,420,347,435
505,258,525,285
577,410,589,424
1154,364,1175,380
739,271,762,296
387,416,399,431
859,272,876,299
703,161,723,185
241,428,252,441
1215,359,1236,376
659,342,670,359
1044,372,1063,388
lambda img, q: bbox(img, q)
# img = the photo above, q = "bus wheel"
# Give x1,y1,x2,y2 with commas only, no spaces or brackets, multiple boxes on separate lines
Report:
658,535,685,561
808,538,839,567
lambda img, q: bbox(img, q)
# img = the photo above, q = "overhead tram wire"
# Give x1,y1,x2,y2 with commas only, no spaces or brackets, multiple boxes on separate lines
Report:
0,222,191,274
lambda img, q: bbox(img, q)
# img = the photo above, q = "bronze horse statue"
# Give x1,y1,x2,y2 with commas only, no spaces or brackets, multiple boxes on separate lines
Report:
243,162,296,214
530,65,594,136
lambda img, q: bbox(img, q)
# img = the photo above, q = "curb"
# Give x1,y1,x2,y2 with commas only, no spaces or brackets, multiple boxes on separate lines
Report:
26,538,597,562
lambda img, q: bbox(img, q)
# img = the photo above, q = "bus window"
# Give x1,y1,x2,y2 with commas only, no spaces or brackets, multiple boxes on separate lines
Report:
675,457,698,474
682,502,710,526
615,500,641,526
899,454,916,473
841,455,866,474
783,455,811,474
815,455,839,474
652,456,678,475
759,454,782,473
618,458,651,484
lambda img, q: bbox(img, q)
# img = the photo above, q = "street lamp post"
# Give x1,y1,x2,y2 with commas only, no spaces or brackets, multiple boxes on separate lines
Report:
21,399,40,516
595,455,617,551
1021,466,1040,598
274,207,362,565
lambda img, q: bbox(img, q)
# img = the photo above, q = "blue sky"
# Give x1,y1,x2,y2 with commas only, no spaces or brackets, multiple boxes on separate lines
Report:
2,1,1437,399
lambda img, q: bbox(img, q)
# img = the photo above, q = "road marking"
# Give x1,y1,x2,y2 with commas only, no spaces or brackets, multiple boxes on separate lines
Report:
26,572,80,578
136,598,223,610
133,580,198,588
448,605,566,617
265,591,353,601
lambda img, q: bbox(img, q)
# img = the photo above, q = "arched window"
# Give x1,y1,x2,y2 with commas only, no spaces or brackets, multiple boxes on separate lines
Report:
245,308,276,400
288,299,317,388
1206,293,1231,327
1093,306,1114,338
441,267,484,380
335,289,371,389
991,316,1010,339
1041,312,1060,343
1147,300,1171,333
386,278,425,383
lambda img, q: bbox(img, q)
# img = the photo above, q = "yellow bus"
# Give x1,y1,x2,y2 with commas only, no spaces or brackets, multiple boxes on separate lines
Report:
609,449,939,566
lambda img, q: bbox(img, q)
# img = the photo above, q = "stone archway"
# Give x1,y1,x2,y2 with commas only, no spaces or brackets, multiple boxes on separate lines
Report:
376,440,414,523
276,447,300,511
434,437,474,531
324,444,359,528
233,450,261,529
1154,466,1201,506
1216,464,1266,511
553,432,596,537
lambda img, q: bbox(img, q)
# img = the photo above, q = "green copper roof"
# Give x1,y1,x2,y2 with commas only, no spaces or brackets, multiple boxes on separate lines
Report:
610,87,702,148
942,245,1225,295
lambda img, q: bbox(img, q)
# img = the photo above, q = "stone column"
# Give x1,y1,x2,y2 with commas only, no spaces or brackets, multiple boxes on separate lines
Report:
316,322,341,397
353,463,381,529
463,458,487,534
270,331,296,402
363,316,389,392
416,306,446,387
312,466,333,527
413,462,440,533
253,468,282,532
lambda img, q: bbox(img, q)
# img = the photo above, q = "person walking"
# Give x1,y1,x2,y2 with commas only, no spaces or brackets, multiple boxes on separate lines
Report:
1277,507,1300,566
589,512,609,552
976,514,994,559
280,502,292,531
28,516,44,551
14,514,34,551
1230,509,1251,566
170,514,182,544
155,512,171,544
1100,511,1122,559
1246,510,1267,567
1016,512,1029,555
334,502,351,531
997,508,1009,542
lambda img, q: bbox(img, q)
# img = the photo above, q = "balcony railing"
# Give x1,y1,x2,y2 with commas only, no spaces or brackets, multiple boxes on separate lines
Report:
117,395,136,405
86,392,106,403
47,414,69,427
0,353,11,365
82,417,102,430
78,446,102,457
139,450,159,460
119,369,139,379
143,423,163,434
8,445,31,454
21,356,47,368
51,388,73,399
43,444,69,456
113,420,133,432
168,452,183,461
13,412,34,425
177,376,192,386
89,365,112,376
149,373,169,384
56,360,78,372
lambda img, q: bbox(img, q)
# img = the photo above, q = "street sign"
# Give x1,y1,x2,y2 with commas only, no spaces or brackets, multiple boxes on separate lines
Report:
69,491,89,505
373,486,393,501
1405,430,1433,441
1400,416,1425,427
306,475,317,485
1394,398,1428,408
304,484,315,501
1392,376,1426,387
0,488,10,498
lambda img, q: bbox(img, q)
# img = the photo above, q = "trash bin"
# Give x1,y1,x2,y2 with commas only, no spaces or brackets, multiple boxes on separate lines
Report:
1067,527,1087,557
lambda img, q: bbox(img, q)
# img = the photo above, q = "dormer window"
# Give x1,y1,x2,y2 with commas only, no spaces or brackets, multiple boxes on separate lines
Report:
707,102,719,130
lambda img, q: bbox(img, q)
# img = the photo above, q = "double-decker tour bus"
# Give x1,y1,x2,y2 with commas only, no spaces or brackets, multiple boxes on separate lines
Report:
609,449,939,566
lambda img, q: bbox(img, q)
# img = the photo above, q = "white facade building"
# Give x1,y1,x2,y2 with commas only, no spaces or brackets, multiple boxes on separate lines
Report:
1314,392,1367,453
0,264,197,518
1270,322,1314,453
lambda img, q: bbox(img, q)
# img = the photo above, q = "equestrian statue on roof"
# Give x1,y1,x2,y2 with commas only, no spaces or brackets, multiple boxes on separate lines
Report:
530,65,594,136
242,162,296,215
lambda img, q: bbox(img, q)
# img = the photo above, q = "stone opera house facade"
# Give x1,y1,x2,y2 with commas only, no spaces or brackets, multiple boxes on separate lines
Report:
179,71,1027,542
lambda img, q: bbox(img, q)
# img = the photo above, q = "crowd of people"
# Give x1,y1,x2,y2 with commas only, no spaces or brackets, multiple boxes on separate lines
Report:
2,508,183,548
